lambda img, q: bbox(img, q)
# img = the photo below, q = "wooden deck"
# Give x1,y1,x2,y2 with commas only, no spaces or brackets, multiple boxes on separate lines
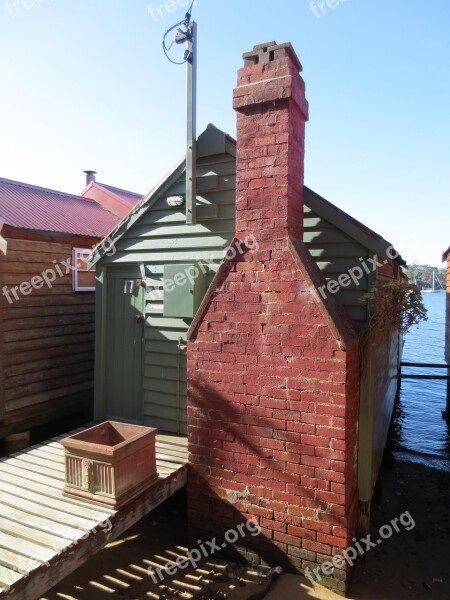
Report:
0,431,188,600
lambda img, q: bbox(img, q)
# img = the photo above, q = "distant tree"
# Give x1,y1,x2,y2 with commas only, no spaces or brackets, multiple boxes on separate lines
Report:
404,263,446,290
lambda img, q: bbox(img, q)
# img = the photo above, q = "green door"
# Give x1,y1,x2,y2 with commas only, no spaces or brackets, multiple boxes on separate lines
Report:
104,272,145,423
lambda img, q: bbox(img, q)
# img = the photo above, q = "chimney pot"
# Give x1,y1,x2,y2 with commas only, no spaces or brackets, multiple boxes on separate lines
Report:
84,170,97,186
242,42,302,71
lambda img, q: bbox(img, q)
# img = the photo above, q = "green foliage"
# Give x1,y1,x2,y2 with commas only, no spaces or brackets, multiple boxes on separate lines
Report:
361,280,428,335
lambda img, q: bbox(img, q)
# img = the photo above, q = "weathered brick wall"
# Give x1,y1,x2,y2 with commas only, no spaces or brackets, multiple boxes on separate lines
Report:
187,243,360,590
187,42,360,593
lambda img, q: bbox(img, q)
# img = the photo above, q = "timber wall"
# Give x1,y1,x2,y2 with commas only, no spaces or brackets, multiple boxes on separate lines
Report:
0,234,96,437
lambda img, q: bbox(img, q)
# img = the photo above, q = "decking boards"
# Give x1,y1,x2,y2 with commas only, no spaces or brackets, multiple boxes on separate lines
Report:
0,431,188,600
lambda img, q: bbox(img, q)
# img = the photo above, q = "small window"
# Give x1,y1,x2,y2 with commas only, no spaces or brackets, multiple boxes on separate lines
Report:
73,248,96,291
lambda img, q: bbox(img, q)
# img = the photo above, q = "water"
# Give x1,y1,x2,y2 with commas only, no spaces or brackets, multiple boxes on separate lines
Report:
392,291,450,471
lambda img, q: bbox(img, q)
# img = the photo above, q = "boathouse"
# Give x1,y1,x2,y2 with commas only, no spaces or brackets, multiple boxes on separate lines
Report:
0,177,120,439
443,246,450,363
90,41,406,593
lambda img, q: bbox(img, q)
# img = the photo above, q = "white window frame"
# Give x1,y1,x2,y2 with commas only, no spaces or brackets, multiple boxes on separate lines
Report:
73,248,96,292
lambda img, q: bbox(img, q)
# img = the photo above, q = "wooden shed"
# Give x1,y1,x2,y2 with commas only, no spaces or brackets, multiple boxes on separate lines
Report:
0,177,120,439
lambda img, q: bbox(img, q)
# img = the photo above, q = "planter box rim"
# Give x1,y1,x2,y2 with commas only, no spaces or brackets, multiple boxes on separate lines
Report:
60,420,157,457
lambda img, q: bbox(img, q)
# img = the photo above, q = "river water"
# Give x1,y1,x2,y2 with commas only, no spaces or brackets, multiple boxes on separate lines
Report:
392,291,450,471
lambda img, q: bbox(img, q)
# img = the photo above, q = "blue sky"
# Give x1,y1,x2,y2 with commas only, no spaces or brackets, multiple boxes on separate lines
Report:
0,0,449,266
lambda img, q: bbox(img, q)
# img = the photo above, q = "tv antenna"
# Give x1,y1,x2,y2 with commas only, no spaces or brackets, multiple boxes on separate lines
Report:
163,2,197,225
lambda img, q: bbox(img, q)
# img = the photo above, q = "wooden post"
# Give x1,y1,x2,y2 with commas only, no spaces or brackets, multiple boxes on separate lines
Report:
186,21,197,226
444,366,450,420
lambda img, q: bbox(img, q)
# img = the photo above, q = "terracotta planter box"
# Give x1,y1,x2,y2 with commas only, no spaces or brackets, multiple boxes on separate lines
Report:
61,421,158,508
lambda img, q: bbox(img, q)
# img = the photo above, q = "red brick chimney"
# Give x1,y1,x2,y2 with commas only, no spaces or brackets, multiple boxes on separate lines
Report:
233,42,308,242
187,42,359,596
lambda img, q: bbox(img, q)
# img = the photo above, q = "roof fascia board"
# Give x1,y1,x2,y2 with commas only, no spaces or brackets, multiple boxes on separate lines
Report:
225,137,237,158
305,187,404,265
89,157,186,267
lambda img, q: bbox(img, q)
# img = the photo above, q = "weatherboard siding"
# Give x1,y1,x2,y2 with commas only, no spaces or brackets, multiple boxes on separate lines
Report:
303,202,370,329
98,154,236,434
0,237,95,437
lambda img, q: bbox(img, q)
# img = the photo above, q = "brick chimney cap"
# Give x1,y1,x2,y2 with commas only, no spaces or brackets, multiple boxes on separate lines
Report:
242,42,302,72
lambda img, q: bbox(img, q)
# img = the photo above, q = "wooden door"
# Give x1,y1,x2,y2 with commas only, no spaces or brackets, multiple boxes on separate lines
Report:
104,274,145,423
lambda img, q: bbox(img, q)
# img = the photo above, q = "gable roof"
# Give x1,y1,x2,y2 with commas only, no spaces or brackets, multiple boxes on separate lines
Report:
0,177,120,238
80,181,142,219
443,247,450,262
80,181,143,219
89,123,404,267
303,187,406,267
89,124,236,266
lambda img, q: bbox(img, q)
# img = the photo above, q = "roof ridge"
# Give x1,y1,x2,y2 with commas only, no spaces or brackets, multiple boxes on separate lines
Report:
98,182,142,197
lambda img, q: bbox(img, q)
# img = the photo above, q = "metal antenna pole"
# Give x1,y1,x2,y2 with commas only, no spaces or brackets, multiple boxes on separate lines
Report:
186,21,197,225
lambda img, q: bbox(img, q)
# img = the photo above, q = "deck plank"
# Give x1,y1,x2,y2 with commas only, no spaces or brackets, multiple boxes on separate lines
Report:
156,451,189,463
0,488,98,530
0,516,69,551
0,472,114,521
0,503,87,541
0,531,54,563
156,446,190,458
0,457,63,480
36,442,66,453
156,458,188,470
0,548,41,576
21,448,64,465
157,436,188,447
0,566,22,589
5,454,64,476
0,462,63,490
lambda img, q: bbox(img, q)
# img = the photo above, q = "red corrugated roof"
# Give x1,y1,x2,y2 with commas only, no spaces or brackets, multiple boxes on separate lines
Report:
97,183,143,207
0,177,120,237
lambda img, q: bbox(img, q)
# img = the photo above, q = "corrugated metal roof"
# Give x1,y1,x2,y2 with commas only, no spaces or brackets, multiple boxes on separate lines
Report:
0,177,120,237
97,183,143,206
